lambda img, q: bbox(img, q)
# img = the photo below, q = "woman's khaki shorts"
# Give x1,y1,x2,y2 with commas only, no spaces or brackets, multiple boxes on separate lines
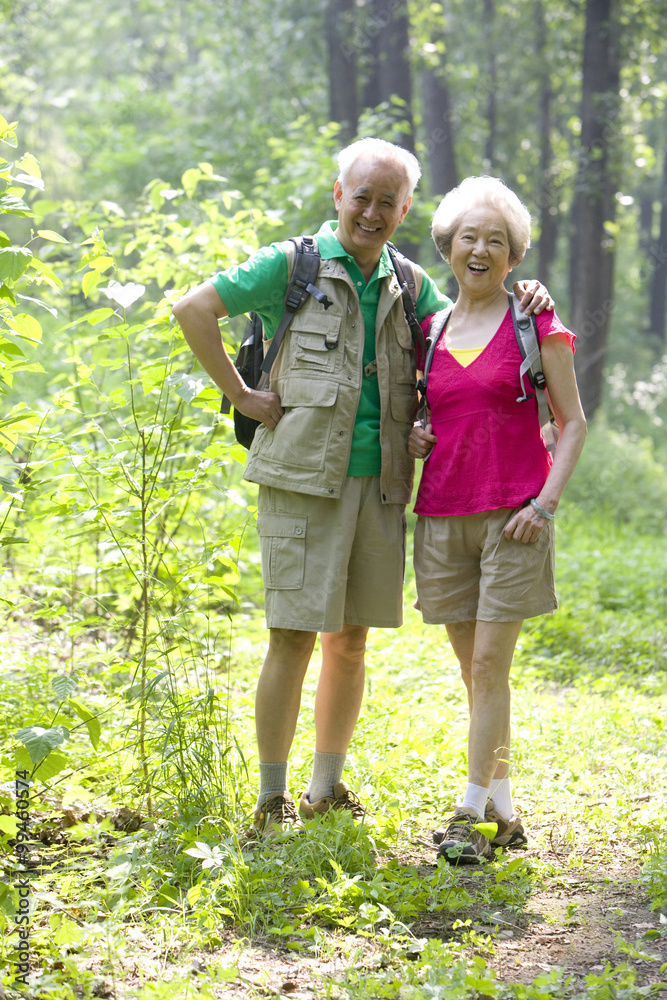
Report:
413,507,557,624
257,478,407,633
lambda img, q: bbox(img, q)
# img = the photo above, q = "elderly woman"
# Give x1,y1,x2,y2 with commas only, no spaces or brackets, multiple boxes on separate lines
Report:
409,177,587,864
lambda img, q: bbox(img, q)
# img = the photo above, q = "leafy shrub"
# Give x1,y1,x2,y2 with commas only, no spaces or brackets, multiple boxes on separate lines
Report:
564,420,667,535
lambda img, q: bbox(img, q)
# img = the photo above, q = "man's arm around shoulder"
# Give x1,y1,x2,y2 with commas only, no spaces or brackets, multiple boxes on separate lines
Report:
172,282,284,427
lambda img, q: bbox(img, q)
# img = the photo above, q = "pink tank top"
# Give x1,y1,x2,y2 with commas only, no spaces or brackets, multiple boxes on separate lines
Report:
414,308,575,517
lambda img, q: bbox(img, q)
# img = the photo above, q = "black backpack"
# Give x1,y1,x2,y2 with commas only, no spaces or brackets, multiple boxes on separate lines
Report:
221,236,423,448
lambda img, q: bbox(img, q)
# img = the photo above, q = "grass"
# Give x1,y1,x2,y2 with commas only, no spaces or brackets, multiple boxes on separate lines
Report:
2,508,667,997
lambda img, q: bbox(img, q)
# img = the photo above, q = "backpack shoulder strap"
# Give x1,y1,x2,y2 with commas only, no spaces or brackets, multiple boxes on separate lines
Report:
386,242,425,355
257,235,332,388
416,305,453,417
220,311,262,415
509,293,556,455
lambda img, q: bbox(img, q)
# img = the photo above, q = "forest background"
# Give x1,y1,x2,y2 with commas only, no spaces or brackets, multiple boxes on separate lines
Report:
1,0,667,998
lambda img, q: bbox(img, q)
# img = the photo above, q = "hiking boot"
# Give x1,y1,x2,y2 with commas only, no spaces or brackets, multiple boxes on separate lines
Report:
432,800,526,849
485,802,527,849
434,807,494,865
299,781,366,822
252,791,302,838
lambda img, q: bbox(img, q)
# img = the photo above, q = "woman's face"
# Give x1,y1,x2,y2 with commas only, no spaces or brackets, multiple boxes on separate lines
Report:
449,205,513,297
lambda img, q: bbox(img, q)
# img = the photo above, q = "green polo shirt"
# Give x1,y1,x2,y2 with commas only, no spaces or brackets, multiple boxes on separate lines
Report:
212,221,450,476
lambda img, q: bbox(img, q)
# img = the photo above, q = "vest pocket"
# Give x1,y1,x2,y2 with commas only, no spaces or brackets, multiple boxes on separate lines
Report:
289,314,343,373
389,320,417,384
256,512,308,590
254,379,339,473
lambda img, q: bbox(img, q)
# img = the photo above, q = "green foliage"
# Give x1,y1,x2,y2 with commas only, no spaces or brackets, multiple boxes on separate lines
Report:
518,508,666,683
640,838,667,912
565,420,667,532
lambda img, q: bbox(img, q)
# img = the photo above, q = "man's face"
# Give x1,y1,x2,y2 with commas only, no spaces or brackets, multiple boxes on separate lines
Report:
333,157,412,265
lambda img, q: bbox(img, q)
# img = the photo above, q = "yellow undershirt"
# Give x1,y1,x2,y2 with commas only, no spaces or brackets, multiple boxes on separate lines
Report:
449,346,484,368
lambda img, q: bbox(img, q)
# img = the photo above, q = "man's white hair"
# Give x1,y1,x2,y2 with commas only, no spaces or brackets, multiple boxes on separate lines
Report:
337,138,421,197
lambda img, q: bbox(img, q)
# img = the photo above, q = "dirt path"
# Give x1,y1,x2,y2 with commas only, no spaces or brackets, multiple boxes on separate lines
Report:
165,846,667,999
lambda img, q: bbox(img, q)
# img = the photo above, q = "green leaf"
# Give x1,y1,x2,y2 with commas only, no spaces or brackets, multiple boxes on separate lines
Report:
18,153,41,178
175,375,209,403
69,699,101,749
26,256,63,288
0,194,30,216
14,725,69,765
0,814,18,838
84,307,115,325
36,229,69,244
87,255,115,272
82,269,103,297
52,675,78,700
0,116,18,145
0,246,33,283
16,293,58,317
51,915,83,946
7,313,42,342
474,821,499,840
31,749,69,781
14,173,44,191
182,167,202,199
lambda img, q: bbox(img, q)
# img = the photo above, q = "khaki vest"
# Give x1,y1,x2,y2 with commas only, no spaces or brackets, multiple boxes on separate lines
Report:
244,242,422,504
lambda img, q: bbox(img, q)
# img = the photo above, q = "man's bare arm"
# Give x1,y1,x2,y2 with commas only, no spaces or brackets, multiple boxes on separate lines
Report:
172,282,284,427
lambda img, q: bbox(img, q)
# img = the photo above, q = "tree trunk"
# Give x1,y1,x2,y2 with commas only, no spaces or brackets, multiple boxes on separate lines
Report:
483,0,497,170
325,0,358,141
569,0,621,419
535,0,558,285
421,43,459,198
361,0,414,154
648,134,667,344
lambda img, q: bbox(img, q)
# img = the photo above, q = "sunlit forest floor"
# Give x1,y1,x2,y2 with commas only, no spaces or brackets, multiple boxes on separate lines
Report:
2,510,667,998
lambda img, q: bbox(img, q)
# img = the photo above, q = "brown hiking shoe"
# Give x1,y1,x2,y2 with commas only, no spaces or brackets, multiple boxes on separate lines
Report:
252,791,302,838
485,802,527,849
432,799,527,850
434,807,494,865
299,781,366,821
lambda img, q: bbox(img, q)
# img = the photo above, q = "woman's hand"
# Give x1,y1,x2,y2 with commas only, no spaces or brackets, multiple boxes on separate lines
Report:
409,421,437,460
503,503,554,544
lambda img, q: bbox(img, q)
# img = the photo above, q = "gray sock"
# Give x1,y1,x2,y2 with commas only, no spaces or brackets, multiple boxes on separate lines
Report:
307,751,346,804
256,762,288,809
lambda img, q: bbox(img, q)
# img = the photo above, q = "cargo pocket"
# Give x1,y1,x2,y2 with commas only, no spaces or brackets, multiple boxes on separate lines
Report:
390,320,418,384
256,512,308,590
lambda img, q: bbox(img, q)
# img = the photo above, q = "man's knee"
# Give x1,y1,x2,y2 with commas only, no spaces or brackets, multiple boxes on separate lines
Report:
324,624,369,661
268,627,317,658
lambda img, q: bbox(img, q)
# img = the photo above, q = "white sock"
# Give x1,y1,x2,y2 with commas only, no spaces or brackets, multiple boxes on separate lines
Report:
461,782,489,819
489,776,514,820
308,751,346,803
256,762,288,809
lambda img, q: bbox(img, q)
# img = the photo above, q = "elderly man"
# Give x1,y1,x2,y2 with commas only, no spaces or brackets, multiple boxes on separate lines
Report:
173,138,550,835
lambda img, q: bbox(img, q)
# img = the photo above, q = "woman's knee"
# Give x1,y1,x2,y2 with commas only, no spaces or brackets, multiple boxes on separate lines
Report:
471,655,510,695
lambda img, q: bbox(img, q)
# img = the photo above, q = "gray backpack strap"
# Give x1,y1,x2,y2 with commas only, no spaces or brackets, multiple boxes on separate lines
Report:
509,293,557,455
416,305,453,422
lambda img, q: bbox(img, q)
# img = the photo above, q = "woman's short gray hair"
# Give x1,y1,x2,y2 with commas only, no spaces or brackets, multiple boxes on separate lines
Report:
432,176,532,266
337,138,421,197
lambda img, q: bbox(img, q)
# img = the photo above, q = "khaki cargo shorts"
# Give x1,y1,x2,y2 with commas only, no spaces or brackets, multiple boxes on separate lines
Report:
413,506,557,624
257,477,407,633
